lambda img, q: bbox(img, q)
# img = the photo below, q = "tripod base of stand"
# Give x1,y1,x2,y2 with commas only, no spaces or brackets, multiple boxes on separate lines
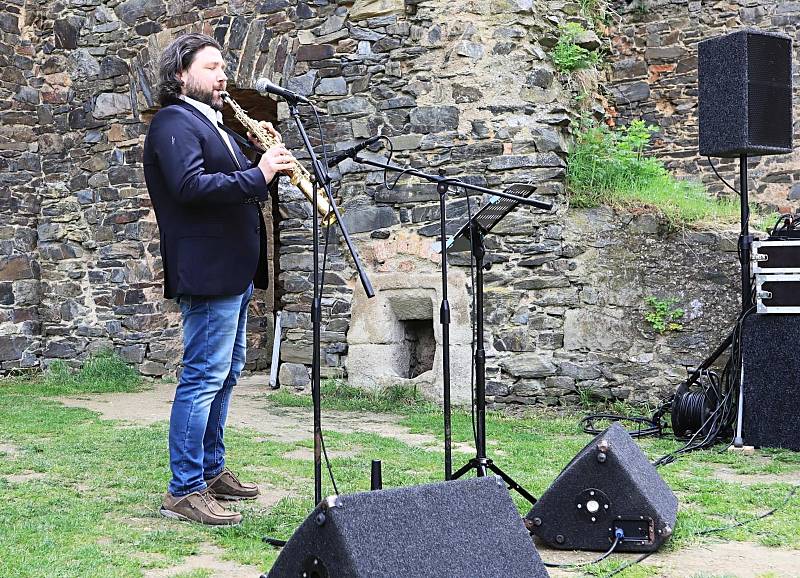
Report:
452,457,537,506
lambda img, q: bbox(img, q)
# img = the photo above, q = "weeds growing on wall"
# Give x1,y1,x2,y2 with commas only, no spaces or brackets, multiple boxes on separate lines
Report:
552,22,602,74
567,119,743,227
578,0,608,24
644,296,684,334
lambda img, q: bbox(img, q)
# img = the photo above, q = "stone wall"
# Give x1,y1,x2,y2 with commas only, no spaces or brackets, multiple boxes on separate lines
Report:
0,0,789,407
483,208,740,407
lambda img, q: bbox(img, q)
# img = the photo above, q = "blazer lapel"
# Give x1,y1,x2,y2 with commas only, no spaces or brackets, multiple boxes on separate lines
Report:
175,100,241,170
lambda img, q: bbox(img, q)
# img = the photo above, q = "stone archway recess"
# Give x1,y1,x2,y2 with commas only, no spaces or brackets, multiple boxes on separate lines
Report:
347,271,473,405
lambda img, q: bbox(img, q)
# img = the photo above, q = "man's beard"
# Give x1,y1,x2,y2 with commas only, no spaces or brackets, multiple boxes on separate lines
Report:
184,77,223,111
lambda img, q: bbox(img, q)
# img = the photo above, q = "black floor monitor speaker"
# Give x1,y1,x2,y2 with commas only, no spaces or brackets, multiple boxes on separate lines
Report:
267,476,549,578
742,314,800,451
526,423,677,553
699,29,793,157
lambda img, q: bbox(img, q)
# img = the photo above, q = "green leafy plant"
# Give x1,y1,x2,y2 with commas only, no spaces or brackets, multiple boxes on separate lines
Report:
644,296,684,334
567,118,744,227
552,22,602,74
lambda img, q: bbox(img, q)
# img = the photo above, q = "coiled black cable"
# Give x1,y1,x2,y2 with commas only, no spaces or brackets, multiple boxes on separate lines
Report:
671,390,712,439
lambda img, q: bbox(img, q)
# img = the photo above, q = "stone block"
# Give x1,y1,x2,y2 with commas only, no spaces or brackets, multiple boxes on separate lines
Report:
94,93,132,118
119,344,146,364
54,18,80,49
563,309,633,352
328,97,374,115
278,362,310,387
0,336,29,362
288,70,317,96
340,206,399,234
408,106,459,133
0,255,37,281
297,44,335,61
612,58,648,80
139,360,167,376
609,81,650,104
43,338,83,359
0,283,12,305
316,76,347,96
281,340,313,364
558,361,602,380
488,153,564,170
456,41,484,59
499,354,557,378
349,0,405,21
115,0,166,25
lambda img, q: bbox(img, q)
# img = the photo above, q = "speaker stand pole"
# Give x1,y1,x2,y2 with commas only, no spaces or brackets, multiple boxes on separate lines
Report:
738,153,752,315
451,221,537,506
733,153,751,448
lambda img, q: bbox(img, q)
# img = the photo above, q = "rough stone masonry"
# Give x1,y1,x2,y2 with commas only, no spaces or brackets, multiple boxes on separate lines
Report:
0,0,797,406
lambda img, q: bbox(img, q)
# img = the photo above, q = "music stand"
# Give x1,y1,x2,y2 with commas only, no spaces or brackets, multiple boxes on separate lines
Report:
448,184,539,506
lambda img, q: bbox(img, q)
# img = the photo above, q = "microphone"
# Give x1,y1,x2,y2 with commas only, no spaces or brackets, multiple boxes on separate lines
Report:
254,77,311,104
326,135,383,167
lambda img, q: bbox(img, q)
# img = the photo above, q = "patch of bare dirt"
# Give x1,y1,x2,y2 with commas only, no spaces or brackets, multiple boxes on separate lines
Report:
4,470,47,484
142,542,263,578
0,442,20,458
539,541,800,578
710,465,800,486
281,447,360,461
645,541,800,577
56,376,475,454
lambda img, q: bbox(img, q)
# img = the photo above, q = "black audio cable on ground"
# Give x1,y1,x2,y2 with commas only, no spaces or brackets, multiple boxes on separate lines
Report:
600,485,798,578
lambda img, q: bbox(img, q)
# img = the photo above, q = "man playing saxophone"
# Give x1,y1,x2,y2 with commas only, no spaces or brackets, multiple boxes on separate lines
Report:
143,32,294,526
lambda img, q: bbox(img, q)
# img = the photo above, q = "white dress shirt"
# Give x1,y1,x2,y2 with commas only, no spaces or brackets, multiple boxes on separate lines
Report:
179,95,240,168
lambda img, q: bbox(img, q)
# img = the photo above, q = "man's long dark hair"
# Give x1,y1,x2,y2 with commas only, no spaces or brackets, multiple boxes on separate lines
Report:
157,33,222,106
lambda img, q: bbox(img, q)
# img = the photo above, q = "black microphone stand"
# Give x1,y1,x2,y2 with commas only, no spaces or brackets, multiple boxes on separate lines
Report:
348,152,550,481
262,97,374,555
286,99,375,503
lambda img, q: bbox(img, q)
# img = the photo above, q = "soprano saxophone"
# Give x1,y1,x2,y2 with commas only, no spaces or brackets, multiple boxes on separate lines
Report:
220,91,336,226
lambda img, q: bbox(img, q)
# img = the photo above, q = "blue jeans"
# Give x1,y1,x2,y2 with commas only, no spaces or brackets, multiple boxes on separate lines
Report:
168,283,253,496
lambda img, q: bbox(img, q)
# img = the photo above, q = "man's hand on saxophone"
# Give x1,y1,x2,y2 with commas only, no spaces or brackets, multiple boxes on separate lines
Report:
257,142,296,184
251,120,295,184
248,120,281,146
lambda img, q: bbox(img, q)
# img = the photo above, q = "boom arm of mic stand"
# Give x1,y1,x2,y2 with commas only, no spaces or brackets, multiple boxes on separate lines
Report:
287,103,375,299
352,155,553,211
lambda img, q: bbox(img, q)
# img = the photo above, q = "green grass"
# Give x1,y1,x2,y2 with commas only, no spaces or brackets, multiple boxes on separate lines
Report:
2,350,143,397
270,378,437,413
0,371,798,577
568,120,745,228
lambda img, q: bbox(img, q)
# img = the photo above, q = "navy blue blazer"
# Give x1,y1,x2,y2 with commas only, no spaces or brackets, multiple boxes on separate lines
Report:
143,100,270,299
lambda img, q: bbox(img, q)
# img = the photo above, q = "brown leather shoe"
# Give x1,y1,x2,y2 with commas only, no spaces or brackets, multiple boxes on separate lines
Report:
205,468,260,501
159,488,242,525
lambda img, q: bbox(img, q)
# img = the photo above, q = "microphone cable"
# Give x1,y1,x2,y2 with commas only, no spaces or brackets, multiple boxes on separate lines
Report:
310,101,340,496
601,485,798,578
542,529,624,569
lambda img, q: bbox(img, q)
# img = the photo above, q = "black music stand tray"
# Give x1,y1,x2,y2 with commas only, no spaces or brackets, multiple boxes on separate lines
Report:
448,184,538,506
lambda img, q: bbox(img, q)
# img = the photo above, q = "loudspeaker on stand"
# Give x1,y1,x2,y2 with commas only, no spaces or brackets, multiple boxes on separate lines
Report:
699,29,793,158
